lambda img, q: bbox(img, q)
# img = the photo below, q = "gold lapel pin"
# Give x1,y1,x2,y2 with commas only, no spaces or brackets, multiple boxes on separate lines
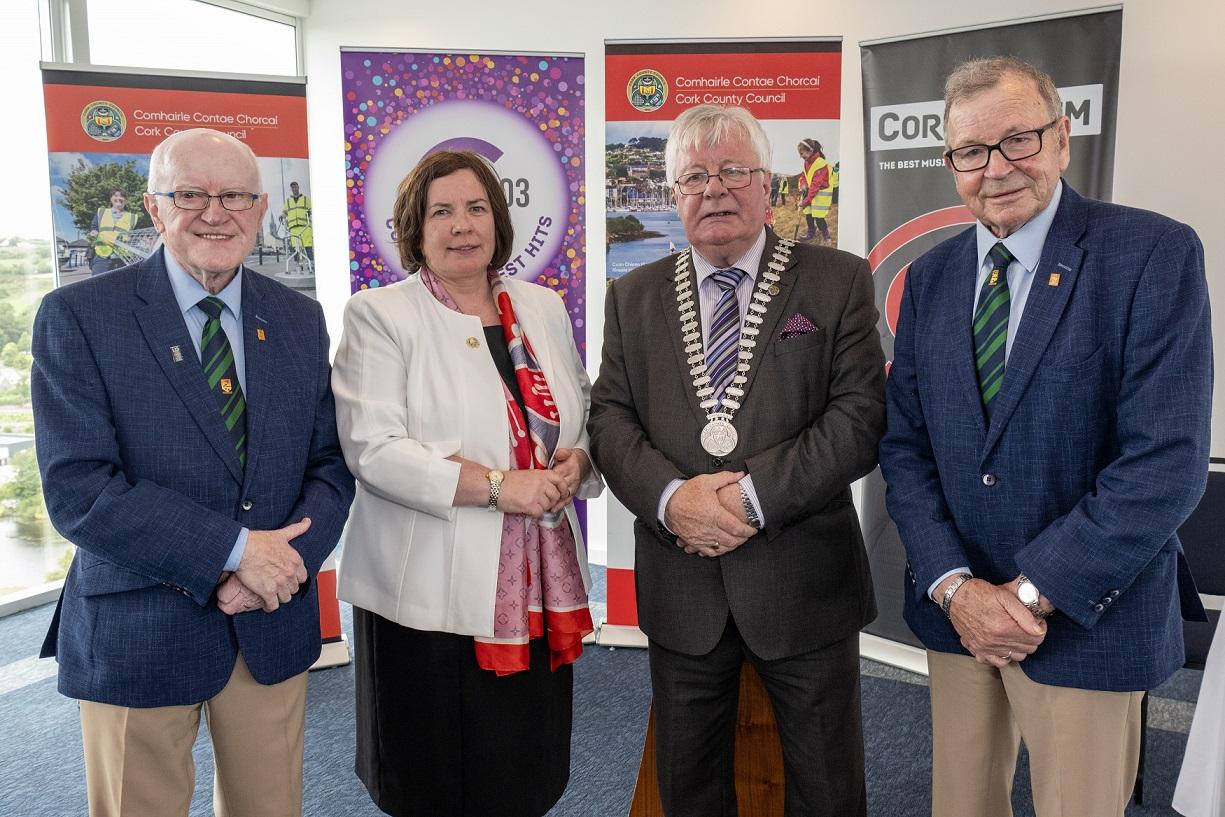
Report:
256,328,266,341
1048,273,1061,287
467,337,481,348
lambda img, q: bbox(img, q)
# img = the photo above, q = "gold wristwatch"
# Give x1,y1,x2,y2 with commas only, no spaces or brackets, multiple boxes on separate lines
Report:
486,469,504,512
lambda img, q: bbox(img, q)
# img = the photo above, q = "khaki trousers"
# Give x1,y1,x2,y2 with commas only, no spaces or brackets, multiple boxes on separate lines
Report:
927,650,1142,817
79,652,307,817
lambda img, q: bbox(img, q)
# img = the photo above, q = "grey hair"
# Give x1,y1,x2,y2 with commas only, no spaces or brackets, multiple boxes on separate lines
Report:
943,56,1063,137
664,105,772,183
147,128,263,193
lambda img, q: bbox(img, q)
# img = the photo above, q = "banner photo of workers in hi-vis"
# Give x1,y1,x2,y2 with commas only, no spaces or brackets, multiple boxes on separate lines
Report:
600,39,842,646
340,49,588,351
604,40,843,286
40,65,317,297
856,9,1122,656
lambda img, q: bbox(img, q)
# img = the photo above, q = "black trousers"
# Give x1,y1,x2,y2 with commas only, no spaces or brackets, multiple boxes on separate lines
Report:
353,608,573,817
648,616,866,817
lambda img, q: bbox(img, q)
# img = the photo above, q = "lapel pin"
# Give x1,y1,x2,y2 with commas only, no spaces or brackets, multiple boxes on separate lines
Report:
170,345,183,363
256,328,266,341
467,337,481,348
1048,273,1061,287
220,379,234,395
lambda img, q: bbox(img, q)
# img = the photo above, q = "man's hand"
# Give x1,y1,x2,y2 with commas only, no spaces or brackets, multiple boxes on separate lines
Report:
938,577,1047,667
1003,576,1058,617
665,472,757,557
216,572,266,615
715,481,750,525
547,448,590,513
235,518,311,612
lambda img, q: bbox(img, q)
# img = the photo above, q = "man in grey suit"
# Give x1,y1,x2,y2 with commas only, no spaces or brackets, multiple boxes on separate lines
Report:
588,105,885,817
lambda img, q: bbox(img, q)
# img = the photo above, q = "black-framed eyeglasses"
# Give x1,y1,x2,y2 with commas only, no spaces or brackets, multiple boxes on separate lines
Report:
944,119,1060,172
151,190,261,211
674,167,766,195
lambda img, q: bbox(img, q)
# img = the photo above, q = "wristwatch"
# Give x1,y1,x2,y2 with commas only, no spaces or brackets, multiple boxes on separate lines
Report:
941,573,973,620
486,469,504,512
1016,573,1050,618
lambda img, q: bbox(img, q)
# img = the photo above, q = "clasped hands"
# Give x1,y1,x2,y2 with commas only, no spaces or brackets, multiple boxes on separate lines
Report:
216,517,311,615
664,471,758,558
494,448,590,518
938,575,1055,668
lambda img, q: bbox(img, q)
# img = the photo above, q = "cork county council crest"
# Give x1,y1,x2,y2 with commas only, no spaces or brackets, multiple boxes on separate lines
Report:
81,101,127,142
627,69,667,113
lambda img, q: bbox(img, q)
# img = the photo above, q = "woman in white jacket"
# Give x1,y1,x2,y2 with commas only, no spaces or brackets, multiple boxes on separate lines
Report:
331,150,601,817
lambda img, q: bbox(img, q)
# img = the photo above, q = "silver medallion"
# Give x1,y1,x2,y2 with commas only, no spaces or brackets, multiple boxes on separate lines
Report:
701,417,739,457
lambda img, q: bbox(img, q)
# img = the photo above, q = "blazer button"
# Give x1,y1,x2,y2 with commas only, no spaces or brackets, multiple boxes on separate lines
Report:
1101,596,1113,606
241,500,253,511
981,474,997,487
1110,590,1120,598
1093,603,1105,612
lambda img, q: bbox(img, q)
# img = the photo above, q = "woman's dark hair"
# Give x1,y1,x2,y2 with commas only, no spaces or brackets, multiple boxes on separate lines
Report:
391,150,513,272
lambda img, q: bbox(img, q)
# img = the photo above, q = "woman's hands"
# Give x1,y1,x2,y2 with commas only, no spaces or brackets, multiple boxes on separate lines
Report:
498,469,567,517
547,448,591,513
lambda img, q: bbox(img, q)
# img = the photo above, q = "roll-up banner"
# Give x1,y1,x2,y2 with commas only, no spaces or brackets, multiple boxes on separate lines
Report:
40,65,316,297
602,39,843,645
859,9,1122,655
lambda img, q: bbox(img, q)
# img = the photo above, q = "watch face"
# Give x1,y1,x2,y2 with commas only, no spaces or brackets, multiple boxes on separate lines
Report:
1018,581,1039,605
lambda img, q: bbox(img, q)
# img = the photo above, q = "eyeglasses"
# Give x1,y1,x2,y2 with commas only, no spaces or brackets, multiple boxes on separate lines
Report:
944,119,1060,172
151,190,261,211
674,167,765,195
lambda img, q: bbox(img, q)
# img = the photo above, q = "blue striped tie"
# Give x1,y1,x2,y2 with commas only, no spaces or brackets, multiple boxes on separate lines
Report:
974,243,1013,417
706,267,746,405
197,296,247,469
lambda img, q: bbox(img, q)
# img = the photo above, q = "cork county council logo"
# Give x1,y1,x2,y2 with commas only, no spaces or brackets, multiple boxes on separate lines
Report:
81,101,127,142
627,69,667,113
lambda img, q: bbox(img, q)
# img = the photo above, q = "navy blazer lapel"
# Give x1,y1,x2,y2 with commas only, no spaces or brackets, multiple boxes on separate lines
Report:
738,232,796,401
240,269,269,485
658,252,708,424
133,250,245,483
937,233,987,431
982,187,1086,456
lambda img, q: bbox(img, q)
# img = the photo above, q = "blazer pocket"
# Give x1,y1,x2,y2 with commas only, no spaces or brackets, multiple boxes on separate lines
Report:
75,558,162,597
773,328,825,356
1041,344,1103,381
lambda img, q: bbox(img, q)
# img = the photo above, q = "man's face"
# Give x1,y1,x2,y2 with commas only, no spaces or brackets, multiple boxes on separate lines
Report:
110,191,127,210
944,73,1070,239
144,135,267,291
290,183,299,196
675,131,770,267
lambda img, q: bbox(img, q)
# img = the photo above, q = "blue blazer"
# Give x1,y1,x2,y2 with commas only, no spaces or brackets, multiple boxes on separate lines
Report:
879,185,1212,692
32,249,354,707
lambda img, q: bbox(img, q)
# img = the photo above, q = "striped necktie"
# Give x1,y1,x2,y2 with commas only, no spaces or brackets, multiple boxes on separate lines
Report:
973,242,1013,417
706,267,746,406
197,296,247,468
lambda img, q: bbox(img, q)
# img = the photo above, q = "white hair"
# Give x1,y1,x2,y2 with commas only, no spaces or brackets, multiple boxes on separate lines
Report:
664,105,772,183
146,128,263,193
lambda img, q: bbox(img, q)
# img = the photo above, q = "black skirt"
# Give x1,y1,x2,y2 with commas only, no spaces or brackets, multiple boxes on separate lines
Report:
353,607,574,817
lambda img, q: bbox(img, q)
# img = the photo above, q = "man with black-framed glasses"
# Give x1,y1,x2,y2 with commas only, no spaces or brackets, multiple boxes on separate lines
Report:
880,56,1212,817
32,127,354,816
590,104,885,817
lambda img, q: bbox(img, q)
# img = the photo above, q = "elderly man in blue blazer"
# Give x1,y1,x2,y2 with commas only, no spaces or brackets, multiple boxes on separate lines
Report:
32,128,354,817
879,57,1212,817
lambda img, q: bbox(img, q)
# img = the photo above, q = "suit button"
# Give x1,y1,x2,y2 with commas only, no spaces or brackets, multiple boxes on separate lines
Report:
712,457,725,468
981,474,997,487
1110,590,1120,598
241,500,253,511
1101,596,1113,606
1094,603,1105,612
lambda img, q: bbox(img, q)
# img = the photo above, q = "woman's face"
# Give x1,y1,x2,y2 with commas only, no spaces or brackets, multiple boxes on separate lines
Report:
419,168,496,281
110,191,127,209
797,144,813,160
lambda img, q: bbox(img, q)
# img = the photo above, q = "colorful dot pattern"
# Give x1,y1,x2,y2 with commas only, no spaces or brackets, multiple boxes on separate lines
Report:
341,51,588,351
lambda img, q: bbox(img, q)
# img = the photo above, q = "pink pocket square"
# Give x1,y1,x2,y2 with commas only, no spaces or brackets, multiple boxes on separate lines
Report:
779,312,818,340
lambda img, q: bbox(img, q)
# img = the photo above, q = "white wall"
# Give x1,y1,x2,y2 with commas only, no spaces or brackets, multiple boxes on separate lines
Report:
302,1,1225,521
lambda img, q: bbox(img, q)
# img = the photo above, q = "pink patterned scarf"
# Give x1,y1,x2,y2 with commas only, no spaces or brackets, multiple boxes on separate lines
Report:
421,267,593,675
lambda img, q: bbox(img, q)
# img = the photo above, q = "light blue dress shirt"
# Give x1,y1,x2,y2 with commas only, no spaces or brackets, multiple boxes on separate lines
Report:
164,251,249,572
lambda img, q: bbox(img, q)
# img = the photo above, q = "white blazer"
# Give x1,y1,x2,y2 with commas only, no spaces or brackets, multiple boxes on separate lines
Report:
332,274,601,637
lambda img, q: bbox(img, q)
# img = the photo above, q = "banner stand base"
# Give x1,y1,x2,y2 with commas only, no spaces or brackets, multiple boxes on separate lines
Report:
859,632,927,676
597,623,648,648
310,635,351,671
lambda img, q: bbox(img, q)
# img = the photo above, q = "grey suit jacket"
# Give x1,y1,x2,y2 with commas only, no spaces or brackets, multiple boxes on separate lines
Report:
588,231,886,659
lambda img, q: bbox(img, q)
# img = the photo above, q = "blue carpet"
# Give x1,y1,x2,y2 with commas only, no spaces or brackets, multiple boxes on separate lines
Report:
0,580,1199,816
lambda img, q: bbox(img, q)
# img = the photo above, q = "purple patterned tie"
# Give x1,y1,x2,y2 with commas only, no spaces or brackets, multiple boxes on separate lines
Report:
706,267,746,405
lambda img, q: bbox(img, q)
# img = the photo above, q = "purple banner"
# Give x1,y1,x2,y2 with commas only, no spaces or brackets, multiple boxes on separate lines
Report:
341,50,588,353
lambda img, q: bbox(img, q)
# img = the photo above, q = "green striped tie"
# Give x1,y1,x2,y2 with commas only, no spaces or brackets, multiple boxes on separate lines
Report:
197,297,246,468
973,243,1013,416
